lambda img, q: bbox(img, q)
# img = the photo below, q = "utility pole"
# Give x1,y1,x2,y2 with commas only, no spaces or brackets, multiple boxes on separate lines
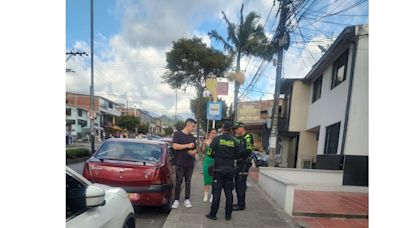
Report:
90,0,95,154
268,0,289,167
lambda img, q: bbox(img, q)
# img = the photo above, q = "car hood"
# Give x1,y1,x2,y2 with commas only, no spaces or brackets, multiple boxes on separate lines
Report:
93,183,129,199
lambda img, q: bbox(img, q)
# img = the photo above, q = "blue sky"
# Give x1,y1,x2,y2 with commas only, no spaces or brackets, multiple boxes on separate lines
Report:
66,0,368,118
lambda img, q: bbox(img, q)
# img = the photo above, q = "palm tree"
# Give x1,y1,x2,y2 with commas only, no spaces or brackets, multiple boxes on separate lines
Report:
209,3,276,121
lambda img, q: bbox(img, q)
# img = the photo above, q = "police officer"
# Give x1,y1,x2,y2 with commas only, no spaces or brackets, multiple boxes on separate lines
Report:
232,122,254,211
206,121,239,221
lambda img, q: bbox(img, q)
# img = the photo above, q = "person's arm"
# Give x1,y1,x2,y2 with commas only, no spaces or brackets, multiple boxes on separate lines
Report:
209,138,218,158
172,132,195,150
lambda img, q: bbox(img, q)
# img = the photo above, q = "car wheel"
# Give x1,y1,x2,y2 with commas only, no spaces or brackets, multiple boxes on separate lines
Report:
160,197,172,213
122,214,135,228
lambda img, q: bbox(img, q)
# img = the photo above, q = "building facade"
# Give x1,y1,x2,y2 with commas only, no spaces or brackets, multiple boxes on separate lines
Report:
279,25,368,186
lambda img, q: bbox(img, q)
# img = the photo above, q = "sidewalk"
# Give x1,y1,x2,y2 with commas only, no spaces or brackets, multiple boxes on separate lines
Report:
162,160,300,228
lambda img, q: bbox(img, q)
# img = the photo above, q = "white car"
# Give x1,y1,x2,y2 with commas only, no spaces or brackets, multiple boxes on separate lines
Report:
66,167,135,228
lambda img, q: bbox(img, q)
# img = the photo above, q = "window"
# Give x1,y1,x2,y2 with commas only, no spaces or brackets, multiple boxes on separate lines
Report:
108,102,113,109
331,49,349,88
95,141,164,163
66,119,75,125
66,173,87,219
324,122,341,154
66,108,71,116
78,119,87,127
78,109,83,117
312,76,322,102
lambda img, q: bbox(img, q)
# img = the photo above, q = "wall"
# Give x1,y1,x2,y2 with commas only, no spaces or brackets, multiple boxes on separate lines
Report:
260,167,343,186
289,81,310,132
258,169,295,215
306,44,355,155
344,30,368,156
280,137,291,167
296,131,318,168
66,93,100,112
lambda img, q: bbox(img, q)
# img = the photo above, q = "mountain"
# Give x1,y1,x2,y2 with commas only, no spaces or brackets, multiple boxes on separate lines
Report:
159,114,184,127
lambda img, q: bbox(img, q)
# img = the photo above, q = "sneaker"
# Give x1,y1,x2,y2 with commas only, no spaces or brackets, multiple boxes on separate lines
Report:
203,193,208,203
209,194,213,203
184,199,192,208
171,200,179,209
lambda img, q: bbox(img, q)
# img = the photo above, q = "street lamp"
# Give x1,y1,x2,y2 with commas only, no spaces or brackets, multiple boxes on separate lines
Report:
90,0,95,153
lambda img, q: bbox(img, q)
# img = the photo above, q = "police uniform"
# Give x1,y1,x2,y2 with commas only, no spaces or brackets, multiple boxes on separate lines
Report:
206,122,239,220
233,122,254,211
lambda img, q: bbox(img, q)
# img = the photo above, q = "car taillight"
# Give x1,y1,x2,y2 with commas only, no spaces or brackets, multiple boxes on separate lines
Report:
83,163,90,179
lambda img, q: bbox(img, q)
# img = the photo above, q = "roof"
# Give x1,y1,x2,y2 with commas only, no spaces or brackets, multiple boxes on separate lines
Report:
303,25,358,82
280,78,303,94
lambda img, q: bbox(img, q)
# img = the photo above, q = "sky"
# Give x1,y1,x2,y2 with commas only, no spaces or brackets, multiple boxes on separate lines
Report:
66,0,368,119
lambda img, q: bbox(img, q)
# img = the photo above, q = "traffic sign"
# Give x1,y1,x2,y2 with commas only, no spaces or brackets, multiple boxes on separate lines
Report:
88,110,97,120
207,101,223,120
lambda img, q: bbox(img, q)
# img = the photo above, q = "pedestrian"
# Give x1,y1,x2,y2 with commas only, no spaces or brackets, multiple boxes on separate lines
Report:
171,118,197,209
232,122,254,211
66,128,70,145
71,129,77,144
202,128,217,203
206,121,239,221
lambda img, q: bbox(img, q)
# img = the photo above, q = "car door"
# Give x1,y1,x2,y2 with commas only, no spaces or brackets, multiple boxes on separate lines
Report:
66,172,114,228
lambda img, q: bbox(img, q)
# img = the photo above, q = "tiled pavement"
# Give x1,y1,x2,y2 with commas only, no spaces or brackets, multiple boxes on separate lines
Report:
162,160,300,228
293,190,368,218
293,190,368,227
295,217,368,228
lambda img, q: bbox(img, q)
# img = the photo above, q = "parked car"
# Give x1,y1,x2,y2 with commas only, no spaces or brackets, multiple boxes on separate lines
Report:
66,166,135,228
83,138,175,213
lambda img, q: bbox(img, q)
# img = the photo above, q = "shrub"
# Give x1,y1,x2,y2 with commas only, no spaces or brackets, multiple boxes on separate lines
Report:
66,148,90,159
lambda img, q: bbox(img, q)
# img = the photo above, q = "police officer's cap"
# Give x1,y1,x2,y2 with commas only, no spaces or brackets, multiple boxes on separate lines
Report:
222,121,233,130
233,122,246,129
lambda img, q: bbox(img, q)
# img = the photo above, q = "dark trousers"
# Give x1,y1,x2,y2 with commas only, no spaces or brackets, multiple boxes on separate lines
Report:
235,164,250,208
174,165,194,200
209,171,234,217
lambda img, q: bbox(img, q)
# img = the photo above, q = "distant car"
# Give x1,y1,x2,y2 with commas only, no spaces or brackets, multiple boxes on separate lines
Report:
66,166,135,228
83,138,176,213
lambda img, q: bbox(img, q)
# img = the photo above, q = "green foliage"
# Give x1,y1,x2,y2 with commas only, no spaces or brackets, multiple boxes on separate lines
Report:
208,4,276,61
137,122,150,134
162,37,232,93
190,97,228,130
116,115,140,132
174,121,185,131
66,148,90,159
163,126,174,136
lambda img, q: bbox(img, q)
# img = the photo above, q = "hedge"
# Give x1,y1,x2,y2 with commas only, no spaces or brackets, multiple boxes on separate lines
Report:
66,148,90,159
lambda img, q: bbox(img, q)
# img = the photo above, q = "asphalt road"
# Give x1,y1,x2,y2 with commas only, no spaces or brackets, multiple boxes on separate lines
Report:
67,161,169,228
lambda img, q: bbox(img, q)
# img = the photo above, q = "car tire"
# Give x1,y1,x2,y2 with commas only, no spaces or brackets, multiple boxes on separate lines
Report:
160,197,172,214
122,213,135,228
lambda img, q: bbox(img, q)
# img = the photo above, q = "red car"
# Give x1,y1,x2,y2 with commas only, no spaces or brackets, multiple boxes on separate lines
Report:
83,138,175,213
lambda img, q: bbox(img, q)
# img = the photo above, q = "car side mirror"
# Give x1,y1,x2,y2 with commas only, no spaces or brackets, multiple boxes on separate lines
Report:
86,185,106,207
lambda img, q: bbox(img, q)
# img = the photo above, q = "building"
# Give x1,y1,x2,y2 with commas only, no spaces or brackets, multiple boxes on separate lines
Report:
119,107,162,135
237,99,284,152
278,24,368,186
66,92,122,138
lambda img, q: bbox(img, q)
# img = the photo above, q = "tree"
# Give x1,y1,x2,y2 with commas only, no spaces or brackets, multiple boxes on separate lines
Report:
137,122,149,134
163,37,232,144
174,121,185,131
116,115,140,132
164,126,174,136
209,3,276,121
190,96,228,131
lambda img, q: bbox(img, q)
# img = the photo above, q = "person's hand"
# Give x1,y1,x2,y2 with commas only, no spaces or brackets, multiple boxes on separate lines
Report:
187,143,195,149
188,150,196,157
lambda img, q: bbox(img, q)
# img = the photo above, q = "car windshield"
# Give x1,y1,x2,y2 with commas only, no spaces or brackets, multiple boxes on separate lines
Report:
95,141,163,163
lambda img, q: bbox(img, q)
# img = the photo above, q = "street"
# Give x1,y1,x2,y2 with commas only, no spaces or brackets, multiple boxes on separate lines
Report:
67,161,169,228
